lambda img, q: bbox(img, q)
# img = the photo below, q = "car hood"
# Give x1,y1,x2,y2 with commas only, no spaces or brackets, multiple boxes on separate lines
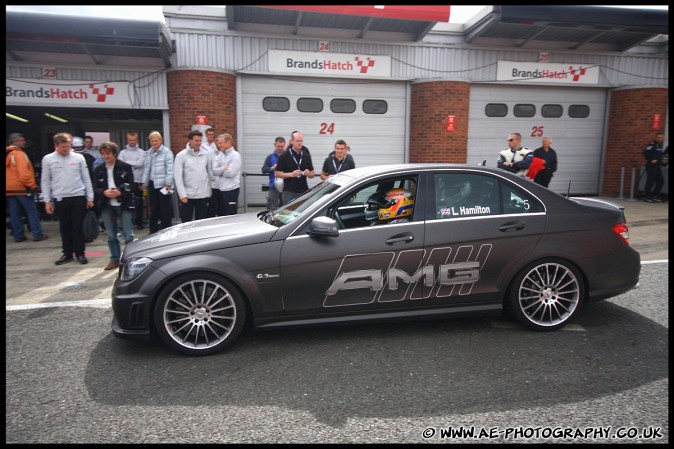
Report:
123,213,277,260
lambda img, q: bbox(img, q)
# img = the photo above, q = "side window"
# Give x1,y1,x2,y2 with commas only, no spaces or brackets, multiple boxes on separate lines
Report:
297,98,323,113
500,183,542,214
263,97,290,112
331,176,418,229
433,173,498,219
485,103,508,117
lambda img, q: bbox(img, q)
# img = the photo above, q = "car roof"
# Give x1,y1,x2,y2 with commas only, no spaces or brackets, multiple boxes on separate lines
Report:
332,163,509,185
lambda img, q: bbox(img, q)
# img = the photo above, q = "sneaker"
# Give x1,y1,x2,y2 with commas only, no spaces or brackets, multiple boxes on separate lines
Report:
104,261,120,271
14,236,27,242
652,198,663,203
33,235,49,242
643,198,654,203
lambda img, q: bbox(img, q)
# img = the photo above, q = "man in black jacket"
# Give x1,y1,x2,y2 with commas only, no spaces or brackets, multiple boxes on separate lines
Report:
642,132,666,202
274,131,315,204
93,141,136,270
532,136,558,188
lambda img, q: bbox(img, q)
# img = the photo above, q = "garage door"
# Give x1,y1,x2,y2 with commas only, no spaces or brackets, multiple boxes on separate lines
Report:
240,75,407,206
467,85,607,195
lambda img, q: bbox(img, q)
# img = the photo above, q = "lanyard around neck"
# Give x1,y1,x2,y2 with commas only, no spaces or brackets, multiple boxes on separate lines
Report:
291,149,303,169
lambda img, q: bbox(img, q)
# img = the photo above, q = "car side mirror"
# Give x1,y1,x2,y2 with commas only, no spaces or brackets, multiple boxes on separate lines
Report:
308,216,339,237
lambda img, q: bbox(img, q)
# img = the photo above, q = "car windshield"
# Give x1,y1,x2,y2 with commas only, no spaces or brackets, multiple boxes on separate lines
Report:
260,180,342,227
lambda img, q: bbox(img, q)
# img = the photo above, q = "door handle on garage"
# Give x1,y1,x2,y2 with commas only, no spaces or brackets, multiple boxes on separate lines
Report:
386,233,414,244
499,221,525,232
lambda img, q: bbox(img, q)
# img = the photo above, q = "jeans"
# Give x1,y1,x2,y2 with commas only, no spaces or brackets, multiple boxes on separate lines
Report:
100,206,135,263
266,187,282,209
281,190,303,205
8,194,44,241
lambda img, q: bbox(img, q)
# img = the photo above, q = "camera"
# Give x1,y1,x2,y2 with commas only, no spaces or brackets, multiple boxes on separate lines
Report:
120,183,133,193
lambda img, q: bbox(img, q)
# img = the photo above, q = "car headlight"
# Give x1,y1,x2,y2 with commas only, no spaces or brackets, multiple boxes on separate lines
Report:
120,257,154,281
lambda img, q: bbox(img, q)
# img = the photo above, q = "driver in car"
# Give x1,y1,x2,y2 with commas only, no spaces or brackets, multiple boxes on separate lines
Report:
364,188,414,225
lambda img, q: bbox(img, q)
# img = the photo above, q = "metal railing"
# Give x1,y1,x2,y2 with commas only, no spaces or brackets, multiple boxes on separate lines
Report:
241,172,269,213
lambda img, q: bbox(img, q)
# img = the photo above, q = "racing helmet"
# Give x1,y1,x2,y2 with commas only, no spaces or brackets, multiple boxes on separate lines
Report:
365,188,414,221
72,136,84,149
273,177,284,192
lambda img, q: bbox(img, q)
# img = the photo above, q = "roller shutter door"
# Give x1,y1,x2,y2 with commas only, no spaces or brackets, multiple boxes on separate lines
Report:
240,76,407,206
467,85,607,195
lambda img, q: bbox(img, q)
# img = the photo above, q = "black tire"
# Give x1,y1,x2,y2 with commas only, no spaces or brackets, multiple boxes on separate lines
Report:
153,272,246,356
508,259,584,331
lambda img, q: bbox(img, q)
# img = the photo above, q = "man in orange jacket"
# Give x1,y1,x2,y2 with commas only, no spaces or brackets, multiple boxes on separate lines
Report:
6,133,48,242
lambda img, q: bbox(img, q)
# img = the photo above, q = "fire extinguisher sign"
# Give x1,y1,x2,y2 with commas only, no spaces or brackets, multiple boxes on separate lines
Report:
446,115,456,132
196,115,208,125
652,114,661,130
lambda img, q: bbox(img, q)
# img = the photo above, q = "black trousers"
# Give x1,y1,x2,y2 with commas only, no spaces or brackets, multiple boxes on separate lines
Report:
207,188,221,217
534,169,553,188
54,196,87,257
147,181,174,233
219,188,240,216
644,164,664,198
179,197,209,223
132,182,145,227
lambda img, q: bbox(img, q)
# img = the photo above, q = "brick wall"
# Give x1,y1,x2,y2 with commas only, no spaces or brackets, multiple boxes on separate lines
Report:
167,70,237,155
410,81,470,163
602,87,668,196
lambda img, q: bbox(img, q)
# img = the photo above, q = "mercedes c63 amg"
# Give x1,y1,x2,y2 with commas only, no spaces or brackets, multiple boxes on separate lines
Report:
111,164,640,355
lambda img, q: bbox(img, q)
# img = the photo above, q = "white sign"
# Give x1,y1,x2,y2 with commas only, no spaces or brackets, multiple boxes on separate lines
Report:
496,61,600,85
268,50,391,78
5,78,135,108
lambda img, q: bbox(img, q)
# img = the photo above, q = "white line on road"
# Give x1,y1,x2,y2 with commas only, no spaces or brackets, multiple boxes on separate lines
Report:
6,298,111,311
5,260,667,312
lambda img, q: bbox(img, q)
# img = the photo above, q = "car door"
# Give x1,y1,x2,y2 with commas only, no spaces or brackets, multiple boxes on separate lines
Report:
279,175,427,316
420,170,546,306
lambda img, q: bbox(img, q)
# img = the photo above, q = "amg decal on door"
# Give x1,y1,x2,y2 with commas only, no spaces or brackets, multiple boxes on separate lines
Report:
324,244,492,307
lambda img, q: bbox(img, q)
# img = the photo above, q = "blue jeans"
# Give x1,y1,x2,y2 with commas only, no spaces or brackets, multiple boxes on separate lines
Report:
100,206,135,263
8,194,44,241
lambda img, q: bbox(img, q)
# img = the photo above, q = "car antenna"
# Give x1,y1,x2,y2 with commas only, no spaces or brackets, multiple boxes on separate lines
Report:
566,180,572,197
480,159,486,166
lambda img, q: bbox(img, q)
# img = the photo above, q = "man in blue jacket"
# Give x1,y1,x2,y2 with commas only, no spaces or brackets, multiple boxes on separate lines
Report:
261,136,286,209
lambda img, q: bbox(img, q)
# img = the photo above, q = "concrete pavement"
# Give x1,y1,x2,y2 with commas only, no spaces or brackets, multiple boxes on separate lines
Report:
5,198,668,307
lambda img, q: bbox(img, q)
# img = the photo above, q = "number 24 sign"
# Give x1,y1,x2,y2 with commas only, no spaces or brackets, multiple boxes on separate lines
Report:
319,123,335,134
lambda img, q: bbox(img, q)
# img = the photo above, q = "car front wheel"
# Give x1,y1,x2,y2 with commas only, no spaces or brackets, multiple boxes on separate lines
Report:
508,260,584,331
153,273,246,356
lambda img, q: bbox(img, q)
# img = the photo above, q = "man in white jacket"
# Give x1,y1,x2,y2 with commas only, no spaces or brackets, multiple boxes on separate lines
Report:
173,131,212,223
212,133,241,216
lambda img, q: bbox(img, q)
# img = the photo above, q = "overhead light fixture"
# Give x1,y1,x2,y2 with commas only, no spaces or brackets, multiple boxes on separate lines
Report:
6,112,29,123
44,113,69,123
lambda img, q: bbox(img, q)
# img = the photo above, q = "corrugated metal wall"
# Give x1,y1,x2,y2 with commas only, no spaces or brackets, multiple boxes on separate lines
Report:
171,32,668,87
5,66,168,109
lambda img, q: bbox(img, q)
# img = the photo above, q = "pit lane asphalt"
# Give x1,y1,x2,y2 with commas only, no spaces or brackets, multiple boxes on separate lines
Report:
5,197,668,307
5,199,668,443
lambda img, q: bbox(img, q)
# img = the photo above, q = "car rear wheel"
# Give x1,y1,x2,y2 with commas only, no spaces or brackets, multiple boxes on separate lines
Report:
508,260,584,331
153,273,246,356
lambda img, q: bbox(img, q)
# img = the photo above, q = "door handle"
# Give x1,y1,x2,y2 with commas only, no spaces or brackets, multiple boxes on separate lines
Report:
499,221,525,232
386,234,414,244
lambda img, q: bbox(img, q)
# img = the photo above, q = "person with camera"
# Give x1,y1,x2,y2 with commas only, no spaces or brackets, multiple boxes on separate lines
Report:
93,141,136,271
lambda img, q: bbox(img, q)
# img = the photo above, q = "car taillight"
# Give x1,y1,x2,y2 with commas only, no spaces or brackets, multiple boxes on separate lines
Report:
612,222,630,245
